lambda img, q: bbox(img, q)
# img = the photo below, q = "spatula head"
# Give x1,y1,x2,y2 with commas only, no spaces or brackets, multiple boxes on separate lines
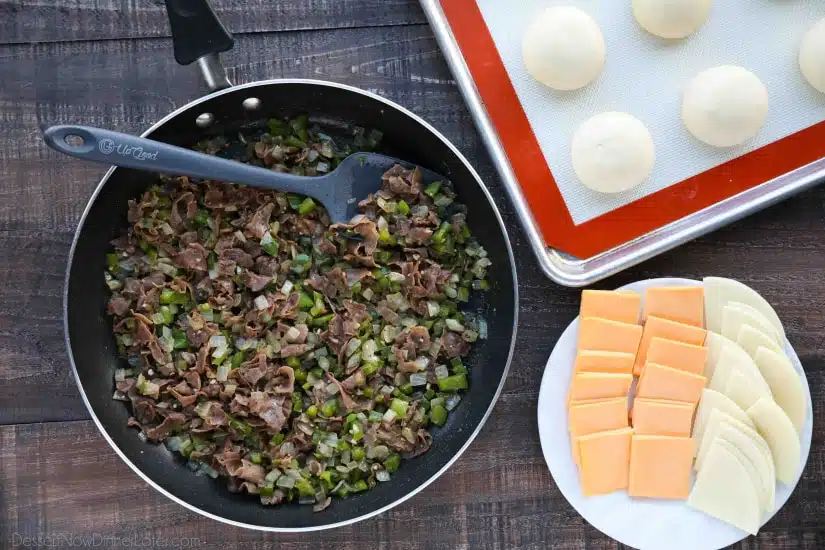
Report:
324,152,448,224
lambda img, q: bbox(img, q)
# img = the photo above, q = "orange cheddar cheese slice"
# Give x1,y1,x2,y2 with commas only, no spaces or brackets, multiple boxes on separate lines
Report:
577,428,634,496
633,316,707,376
631,398,695,436
568,373,634,403
569,397,629,407
578,317,643,354
642,286,704,327
628,435,693,499
569,397,630,466
645,337,707,375
580,290,642,325
636,362,707,403
574,350,636,374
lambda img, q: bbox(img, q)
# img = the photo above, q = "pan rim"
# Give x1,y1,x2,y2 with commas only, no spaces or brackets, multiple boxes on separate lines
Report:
63,78,519,532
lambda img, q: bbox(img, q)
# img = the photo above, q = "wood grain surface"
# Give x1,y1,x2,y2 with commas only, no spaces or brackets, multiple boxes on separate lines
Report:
0,1,824,548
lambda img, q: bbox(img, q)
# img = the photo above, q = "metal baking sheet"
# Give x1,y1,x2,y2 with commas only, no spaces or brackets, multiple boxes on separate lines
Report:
420,0,825,286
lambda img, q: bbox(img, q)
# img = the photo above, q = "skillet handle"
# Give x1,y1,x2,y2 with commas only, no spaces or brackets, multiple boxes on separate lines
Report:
164,0,234,66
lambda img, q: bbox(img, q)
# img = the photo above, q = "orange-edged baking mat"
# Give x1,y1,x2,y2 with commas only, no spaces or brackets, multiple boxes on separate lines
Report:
440,0,825,259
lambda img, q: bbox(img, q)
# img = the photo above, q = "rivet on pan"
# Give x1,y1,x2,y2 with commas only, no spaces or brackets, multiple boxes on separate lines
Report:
242,97,262,112
195,113,215,128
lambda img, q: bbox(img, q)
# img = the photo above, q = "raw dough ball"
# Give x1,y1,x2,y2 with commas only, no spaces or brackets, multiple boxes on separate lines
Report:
799,18,825,94
571,112,655,194
632,0,712,39
681,66,768,148
522,6,605,91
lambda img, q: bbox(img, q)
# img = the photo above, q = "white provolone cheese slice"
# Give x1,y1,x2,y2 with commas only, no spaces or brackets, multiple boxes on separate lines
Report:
689,442,761,535
716,422,775,517
747,397,801,485
722,302,782,347
709,346,771,396
693,388,753,456
737,324,782,357
753,346,807,433
703,277,785,341
696,408,767,472
724,369,772,411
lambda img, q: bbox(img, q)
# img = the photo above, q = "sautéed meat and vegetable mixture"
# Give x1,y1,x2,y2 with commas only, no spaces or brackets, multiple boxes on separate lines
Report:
104,117,491,511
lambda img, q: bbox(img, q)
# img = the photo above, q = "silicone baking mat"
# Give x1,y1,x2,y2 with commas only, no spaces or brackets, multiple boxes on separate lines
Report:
440,0,825,258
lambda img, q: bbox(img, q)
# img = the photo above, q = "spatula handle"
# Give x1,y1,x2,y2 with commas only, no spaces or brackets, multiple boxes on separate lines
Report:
42,125,328,198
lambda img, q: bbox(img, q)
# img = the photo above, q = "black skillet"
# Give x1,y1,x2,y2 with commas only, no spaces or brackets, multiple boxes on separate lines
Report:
62,0,518,531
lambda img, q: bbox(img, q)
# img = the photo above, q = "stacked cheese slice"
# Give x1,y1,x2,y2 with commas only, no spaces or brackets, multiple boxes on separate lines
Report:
687,278,805,535
567,278,808,537
568,287,710,498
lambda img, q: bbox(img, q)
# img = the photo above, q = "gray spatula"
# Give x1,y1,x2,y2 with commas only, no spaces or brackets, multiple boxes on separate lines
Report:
43,125,447,224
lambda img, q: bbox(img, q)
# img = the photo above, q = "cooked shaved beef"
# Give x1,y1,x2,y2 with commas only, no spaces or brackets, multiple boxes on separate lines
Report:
105,127,489,512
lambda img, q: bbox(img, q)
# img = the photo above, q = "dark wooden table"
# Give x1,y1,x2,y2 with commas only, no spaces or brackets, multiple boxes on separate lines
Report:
1,1,824,548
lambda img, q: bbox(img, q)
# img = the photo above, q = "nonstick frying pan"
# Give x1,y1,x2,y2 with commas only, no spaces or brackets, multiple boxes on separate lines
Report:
63,0,518,531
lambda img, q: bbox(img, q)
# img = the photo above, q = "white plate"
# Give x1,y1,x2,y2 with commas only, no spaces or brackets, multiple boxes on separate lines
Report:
536,278,813,550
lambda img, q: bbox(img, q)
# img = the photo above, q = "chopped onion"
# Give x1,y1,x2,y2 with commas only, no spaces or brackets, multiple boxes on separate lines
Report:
276,476,295,489
382,409,397,423
208,335,227,349
400,317,417,328
265,469,281,482
346,352,361,371
478,319,488,340
377,216,389,232
362,287,374,301
137,431,148,443
426,302,440,318
280,442,296,456
345,338,362,357
325,382,340,395
376,470,391,482
223,384,237,396
414,356,429,371
411,205,429,217
367,444,390,460
284,326,301,342
236,337,257,351
318,356,331,371
401,427,416,443
114,368,129,382
361,339,377,362
317,442,335,457
388,272,406,283
381,325,400,343
281,280,294,295
409,372,428,386
254,295,270,310
216,365,230,382
434,365,449,379
445,394,462,411
445,319,465,332
385,292,410,312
